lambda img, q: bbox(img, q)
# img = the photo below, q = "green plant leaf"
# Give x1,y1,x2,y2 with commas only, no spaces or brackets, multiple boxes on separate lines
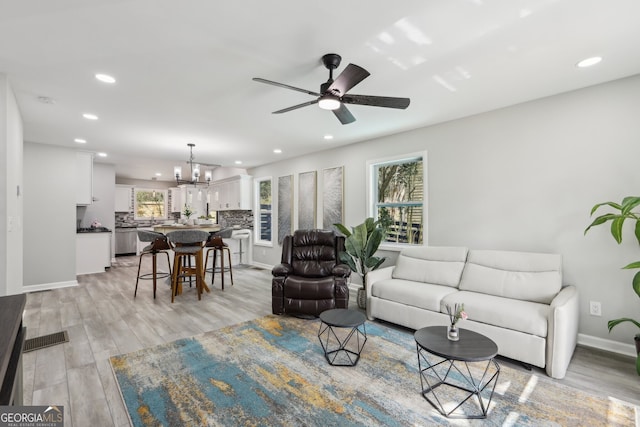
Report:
590,201,622,216
333,223,351,237
622,261,640,269
363,228,384,259
610,217,625,243
620,196,640,215
633,271,640,298
608,317,640,332
584,213,619,234
635,221,640,246
338,252,357,273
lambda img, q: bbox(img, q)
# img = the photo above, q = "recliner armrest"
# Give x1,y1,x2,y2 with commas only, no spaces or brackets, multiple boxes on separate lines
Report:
332,264,351,278
272,263,293,277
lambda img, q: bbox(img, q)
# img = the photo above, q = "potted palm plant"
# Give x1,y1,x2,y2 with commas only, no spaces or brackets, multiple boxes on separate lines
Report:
334,217,387,309
585,196,640,375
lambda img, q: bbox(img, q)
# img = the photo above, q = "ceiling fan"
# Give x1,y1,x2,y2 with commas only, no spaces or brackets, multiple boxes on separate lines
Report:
253,53,410,125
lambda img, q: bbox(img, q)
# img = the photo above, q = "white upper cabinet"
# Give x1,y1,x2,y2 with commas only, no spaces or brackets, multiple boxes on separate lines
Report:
115,186,133,212
76,152,93,205
169,187,183,212
210,175,252,211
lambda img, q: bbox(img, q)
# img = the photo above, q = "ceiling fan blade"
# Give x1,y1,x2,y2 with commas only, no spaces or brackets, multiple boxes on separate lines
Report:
342,94,410,109
272,99,319,114
333,103,356,125
327,64,370,95
253,77,320,96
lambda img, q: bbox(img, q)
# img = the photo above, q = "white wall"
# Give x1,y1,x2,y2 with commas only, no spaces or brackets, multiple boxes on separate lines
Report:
0,75,24,296
23,142,77,289
79,163,116,258
249,74,640,346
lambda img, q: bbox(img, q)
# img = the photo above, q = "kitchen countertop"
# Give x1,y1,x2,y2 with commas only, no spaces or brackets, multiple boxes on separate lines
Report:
77,227,112,233
153,224,221,233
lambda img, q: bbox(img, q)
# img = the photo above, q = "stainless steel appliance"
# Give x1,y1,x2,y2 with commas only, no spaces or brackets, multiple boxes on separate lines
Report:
115,227,137,255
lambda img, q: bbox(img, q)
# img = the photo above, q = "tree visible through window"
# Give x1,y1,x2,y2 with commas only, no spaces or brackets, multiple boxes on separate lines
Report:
373,156,424,244
257,178,272,242
134,189,166,220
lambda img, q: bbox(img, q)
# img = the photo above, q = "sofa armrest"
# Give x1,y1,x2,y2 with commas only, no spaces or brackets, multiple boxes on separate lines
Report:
546,285,579,379
332,263,351,278
272,263,293,277
364,266,394,320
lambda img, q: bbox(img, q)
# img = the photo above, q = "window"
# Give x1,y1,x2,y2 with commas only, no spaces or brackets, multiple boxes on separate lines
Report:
255,177,272,244
369,153,425,245
134,188,167,220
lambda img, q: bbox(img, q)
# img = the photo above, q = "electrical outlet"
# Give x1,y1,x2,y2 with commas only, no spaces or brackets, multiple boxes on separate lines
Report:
589,301,602,316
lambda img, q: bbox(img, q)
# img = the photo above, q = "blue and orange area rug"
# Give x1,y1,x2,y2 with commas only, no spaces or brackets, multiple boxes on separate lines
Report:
110,315,637,426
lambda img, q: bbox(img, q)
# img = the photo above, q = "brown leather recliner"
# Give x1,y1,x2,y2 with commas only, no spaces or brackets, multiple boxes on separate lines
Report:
272,229,351,316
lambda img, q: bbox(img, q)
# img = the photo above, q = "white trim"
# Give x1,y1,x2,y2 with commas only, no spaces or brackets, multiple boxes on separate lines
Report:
23,280,78,293
577,333,637,358
366,150,428,246
253,175,273,246
251,261,273,270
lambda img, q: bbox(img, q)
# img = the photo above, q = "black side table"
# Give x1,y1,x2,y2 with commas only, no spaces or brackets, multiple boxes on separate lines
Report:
318,309,367,366
414,326,500,419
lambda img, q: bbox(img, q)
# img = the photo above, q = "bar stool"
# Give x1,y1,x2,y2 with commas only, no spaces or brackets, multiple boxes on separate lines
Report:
166,229,210,302
134,230,172,299
204,232,234,290
231,229,251,266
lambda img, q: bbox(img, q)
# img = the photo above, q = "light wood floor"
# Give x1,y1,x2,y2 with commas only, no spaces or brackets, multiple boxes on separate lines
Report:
22,256,639,426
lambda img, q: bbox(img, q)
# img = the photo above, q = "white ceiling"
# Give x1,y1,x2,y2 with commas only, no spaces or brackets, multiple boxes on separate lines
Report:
2,0,640,181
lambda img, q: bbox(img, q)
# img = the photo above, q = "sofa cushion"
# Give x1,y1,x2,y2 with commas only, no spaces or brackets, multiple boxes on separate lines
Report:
441,291,549,337
459,249,562,304
392,246,468,288
371,278,458,312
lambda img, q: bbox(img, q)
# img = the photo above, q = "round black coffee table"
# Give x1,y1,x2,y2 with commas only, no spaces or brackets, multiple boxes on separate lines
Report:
414,326,500,419
318,309,367,366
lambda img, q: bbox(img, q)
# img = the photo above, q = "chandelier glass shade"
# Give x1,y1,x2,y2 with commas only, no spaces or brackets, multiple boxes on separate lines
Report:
174,143,212,186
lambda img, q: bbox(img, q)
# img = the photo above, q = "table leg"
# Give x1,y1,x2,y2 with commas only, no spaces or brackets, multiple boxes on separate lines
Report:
416,344,500,419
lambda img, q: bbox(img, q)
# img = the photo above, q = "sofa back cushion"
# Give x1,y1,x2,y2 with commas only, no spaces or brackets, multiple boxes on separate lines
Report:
459,249,562,304
392,246,468,288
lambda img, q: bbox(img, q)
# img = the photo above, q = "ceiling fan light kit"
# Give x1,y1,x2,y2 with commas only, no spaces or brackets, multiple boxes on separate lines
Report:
253,53,410,124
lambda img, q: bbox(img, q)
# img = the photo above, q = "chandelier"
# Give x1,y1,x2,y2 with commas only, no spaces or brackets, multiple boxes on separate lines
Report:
174,143,213,186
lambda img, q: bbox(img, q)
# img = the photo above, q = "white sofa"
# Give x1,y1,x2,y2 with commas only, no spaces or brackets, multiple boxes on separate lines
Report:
365,246,579,379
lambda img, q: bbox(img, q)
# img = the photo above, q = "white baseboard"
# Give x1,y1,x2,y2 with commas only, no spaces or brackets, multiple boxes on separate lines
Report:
250,261,273,270
22,280,78,293
578,333,637,358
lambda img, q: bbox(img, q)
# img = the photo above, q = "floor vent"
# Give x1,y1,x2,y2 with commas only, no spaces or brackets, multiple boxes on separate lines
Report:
23,331,69,353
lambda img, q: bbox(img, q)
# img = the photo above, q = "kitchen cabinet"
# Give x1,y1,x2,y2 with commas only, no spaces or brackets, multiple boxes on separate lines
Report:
76,232,111,275
76,152,93,205
115,186,133,212
170,187,183,212
210,175,252,211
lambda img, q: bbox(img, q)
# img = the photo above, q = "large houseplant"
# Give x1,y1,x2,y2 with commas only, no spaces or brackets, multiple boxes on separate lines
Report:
334,218,386,309
585,196,640,375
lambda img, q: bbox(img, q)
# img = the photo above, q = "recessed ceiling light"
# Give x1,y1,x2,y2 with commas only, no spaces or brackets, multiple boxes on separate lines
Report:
82,113,98,120
273,149,282,154
324,135,334,140
95,73,116,83
235,160,242,165
155,172,162,177
576,56,602,68
74,138,87,144
96,152,107,157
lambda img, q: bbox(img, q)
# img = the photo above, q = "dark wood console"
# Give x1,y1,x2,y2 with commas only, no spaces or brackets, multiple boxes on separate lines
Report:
0,294,26,405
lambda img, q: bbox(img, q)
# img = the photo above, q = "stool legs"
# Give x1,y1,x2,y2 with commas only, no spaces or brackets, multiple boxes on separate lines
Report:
205,247,234,290
135,251,172,299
